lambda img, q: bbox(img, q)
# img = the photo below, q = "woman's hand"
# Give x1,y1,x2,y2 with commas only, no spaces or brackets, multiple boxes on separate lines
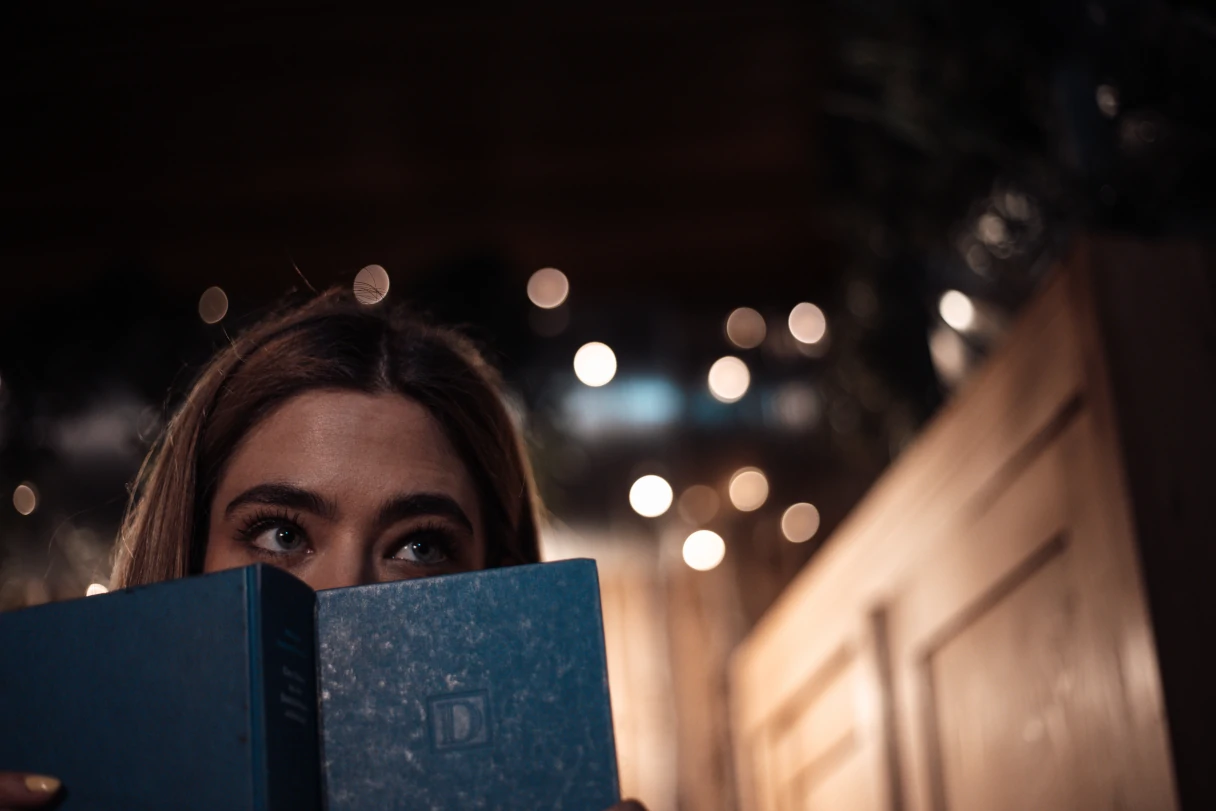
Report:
0,772,60,808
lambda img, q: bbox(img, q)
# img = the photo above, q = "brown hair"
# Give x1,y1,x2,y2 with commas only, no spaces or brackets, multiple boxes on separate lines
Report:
110,288,541,587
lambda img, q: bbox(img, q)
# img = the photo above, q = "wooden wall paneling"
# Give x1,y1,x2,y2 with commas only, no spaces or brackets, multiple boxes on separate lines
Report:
1070,238,1216,809
732,275,1082,811
739,620,891,811
733,240,1196,811
888,407,1075,811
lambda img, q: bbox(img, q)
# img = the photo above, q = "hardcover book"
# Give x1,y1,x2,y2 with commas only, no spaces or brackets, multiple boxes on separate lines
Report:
0,559,618,811
317,558,620,811
0,564,320,811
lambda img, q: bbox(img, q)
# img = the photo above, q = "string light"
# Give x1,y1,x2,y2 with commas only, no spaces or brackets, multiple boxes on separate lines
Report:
682,530,726,571
781,503,821,543
527,268,570,309
12,482,37,516
573,342,617,387
1096,84,1119,118
678,485,719,525
788,303,827,344
728,468,769,512
725,308,766,349
939,290,975,331
86,583,109,596
708,356,750,403
354,265,391,305
629,475,673,518
198,287,229,324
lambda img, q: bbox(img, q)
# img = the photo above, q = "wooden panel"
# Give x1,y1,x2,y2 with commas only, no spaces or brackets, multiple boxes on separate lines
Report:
744,619,894,811
733,244,1188,811
1069,239,1216,809
924,536,1073,811
890,412,1176,811
733,274,1082,732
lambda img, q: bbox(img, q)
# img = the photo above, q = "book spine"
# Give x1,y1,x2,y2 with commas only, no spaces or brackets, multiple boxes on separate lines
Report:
249,566,322,811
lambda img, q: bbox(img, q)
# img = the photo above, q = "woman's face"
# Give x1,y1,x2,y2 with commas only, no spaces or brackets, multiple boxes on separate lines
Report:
203,389,487,591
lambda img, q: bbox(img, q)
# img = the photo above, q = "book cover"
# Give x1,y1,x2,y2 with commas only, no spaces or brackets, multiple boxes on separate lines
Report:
0,564,320,811
317,558,620,811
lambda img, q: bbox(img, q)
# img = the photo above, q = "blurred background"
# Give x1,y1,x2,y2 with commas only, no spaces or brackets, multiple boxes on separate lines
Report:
1,2,1213,809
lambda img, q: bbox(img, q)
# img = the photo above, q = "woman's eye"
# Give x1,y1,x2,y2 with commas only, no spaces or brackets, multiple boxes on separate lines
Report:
251,524,307,554
393,533,450,565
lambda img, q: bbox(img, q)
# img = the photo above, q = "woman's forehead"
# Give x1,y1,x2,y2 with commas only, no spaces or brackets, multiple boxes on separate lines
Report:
216,389,480,512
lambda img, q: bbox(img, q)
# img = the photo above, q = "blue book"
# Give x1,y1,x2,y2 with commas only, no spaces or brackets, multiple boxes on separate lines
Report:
0,564,320,811
0,560,618,810
317,559,621,811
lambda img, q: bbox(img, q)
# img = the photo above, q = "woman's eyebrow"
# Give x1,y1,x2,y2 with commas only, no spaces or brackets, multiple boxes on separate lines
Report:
376,492,474,534
223,482,338,520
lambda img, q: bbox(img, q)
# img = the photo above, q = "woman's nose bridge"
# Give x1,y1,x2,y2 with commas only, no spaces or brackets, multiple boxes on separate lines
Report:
306,528,380,590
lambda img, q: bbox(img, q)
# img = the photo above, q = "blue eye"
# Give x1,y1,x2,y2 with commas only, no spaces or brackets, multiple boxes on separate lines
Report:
258,525,305,553
239,517,309,555
393,532,450,565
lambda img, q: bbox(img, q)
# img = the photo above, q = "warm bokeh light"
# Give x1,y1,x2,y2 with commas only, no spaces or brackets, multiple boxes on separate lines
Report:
976,214,1008,247
682,530,726,571
86,583,109,596
629,475,674,518
728,468,769,512
1096,84,1119,118
527,267,570,309
788,302,827,344
725,307,766,349
939,290,976,331
198,286,229,324
12,482,37,516
781,503,821,543
678,484,720,525
771,382,821,430
573,342,617,387
929,324,969,385
707,356,750,403
354,264,391,305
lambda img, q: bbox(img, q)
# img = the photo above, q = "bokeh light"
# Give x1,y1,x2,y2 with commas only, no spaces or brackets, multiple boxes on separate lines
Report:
354,264,391,305
86,583,109,596
678,484,720,525
527,268,570,309
788,302,827,344
771,382,821,430
682,530,726,571
12,482,37,516
929,324,969,385
198,287,229,324
725,307,766,349
629,474,674,518
781,503,821,543
707,356,750,403
728,468,769,512
939,290,975,331
573,342,617,387
1096,84,1119,118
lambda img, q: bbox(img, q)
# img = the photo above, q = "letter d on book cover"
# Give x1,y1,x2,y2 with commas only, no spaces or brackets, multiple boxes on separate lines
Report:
317,559,620,811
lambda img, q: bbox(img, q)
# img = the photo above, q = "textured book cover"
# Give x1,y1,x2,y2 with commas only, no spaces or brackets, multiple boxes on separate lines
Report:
0,564,320,811
317,558,620,811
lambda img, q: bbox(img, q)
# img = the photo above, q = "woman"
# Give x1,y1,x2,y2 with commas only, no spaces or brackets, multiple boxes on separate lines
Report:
0,287,645,811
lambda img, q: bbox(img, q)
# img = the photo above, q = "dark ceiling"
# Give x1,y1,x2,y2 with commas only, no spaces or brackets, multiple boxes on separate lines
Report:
2,4,832,309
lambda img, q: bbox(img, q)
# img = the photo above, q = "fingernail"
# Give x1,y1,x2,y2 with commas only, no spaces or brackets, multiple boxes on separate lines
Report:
24,774,61,794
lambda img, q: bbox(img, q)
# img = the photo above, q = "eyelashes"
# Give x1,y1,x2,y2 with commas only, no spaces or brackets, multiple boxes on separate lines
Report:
231,508,459,565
